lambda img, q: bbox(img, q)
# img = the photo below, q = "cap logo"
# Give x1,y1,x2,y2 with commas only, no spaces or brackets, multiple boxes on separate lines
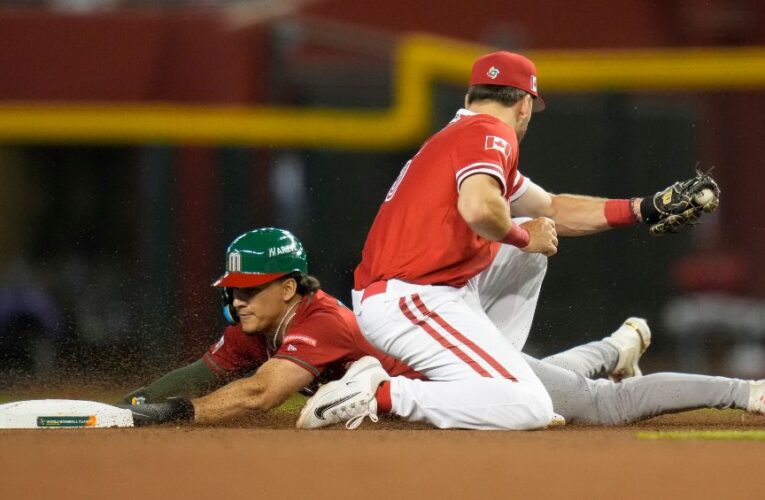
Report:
228,251,242,272
487,66,500,79
530,75,538,92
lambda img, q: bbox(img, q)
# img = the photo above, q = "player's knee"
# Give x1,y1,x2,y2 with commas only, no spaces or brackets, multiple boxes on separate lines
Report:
493,382,554,430
518,385,554,429
527,386,555,428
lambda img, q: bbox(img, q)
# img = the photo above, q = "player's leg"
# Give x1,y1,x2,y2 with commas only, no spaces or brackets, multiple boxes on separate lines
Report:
352,282,553,430
523,354,756,425
388,376,552,430
541,317,651,380
465,240,547,351
467,244,649,380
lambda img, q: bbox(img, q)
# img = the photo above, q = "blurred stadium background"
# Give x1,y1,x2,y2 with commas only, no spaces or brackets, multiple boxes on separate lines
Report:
1,0,764,392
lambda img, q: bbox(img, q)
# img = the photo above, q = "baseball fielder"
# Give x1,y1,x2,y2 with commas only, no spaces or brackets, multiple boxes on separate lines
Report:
297,50,728,429
121,229,765,429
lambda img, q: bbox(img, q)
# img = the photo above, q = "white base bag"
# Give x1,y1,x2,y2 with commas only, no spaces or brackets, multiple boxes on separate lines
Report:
0,399,134,428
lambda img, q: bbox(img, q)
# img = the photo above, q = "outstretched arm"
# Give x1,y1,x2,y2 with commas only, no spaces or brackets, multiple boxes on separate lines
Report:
511,182,641,236
123,358,314,426
191,358,314,424
512,171,720,237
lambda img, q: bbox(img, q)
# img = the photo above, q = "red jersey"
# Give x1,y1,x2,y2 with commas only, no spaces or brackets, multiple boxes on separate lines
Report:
203,290,416,380
354,109,529,289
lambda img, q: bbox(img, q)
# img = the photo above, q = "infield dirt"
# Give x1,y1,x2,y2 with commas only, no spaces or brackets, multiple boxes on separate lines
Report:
1,409,764,500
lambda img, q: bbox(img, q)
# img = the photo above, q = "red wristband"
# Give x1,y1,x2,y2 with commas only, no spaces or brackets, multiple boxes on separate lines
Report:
604,199,638,228
501,223,531,248
375,381,392,413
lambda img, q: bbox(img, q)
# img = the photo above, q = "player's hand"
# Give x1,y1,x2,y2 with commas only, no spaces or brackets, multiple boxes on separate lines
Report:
519,217,558,256
116,398,195,427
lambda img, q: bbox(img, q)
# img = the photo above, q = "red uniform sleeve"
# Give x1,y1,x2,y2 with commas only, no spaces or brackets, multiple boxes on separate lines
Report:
450,121,519,197
202,325,269,376
272,312,354,377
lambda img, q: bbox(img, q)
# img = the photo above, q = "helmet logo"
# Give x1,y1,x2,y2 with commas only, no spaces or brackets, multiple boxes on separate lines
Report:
530,75,538,92
228,251,242,272
487,66,500,79
268,243,297,258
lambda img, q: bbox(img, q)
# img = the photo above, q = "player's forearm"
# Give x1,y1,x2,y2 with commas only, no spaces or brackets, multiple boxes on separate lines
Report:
191,376,289,424
549,194,641,236
122,358,222,404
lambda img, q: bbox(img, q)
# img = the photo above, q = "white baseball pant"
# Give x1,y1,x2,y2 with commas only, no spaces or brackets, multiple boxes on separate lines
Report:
352,277,553,430
464,241,548,351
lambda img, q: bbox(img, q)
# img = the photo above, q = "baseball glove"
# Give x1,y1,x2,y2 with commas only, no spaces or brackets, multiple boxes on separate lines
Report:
640,169,720,236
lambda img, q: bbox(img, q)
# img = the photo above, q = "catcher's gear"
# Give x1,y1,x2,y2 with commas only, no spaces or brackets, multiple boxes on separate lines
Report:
213,227,309,323
640,170,720,236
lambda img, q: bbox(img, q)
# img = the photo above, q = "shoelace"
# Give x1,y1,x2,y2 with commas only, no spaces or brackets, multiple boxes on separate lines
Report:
330,402,379,430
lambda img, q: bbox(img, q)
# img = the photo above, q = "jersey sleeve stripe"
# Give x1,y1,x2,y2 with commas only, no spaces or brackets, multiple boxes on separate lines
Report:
272,354,321,377
510,175,530,202
202,352,228,376
455,162,507,195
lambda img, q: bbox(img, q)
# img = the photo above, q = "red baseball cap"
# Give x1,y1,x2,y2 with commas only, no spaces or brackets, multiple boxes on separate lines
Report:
470,51,545,111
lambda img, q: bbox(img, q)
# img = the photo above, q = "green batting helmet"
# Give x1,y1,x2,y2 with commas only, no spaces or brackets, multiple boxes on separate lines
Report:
213,227,308,288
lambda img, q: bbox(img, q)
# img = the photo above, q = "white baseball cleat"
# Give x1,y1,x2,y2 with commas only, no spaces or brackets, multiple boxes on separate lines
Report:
604,317,651,382
296,356,390,430
747,380,765,415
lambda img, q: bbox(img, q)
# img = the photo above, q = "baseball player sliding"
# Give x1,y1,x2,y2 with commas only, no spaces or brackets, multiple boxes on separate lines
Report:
122,228,420,425
295,50,740,429
121,228,765,429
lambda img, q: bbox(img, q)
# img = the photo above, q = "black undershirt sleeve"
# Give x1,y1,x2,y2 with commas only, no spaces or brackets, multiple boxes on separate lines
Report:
121,358,225,404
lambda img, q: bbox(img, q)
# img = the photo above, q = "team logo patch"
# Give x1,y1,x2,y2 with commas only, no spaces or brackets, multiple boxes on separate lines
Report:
287,344,298,352
283,334,318,347
485,136,512,159
487,66,500,79
530,75,538,92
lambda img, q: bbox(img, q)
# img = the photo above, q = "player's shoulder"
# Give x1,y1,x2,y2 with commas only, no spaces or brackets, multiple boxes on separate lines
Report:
445,113,515,142
296,290,351,327
303,289,342,312
287,290,356,346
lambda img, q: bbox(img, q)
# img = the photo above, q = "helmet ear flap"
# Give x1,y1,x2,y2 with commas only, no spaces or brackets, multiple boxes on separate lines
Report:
221,287,239,324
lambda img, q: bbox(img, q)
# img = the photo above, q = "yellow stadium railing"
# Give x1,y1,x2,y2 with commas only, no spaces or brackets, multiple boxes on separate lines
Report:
1,34,764,149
